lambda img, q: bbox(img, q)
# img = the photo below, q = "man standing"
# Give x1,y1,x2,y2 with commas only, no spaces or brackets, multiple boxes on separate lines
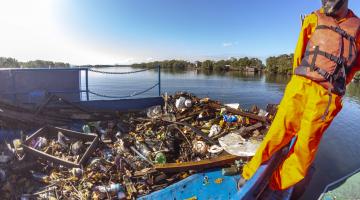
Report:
241,0,360,190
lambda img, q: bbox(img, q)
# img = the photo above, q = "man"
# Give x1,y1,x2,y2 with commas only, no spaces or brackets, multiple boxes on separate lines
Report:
241,0,360,190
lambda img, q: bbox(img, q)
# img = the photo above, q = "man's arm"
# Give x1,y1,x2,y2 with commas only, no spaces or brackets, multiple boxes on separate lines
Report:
292,13,318,73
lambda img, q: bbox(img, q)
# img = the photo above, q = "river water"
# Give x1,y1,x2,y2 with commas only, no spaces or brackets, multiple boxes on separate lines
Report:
85,67,360,199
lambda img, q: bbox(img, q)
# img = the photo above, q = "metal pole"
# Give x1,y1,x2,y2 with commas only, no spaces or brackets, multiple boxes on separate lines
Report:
85,68,89,101
158,65,161,96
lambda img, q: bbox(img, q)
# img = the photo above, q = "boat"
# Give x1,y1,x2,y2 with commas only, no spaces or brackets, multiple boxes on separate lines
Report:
318,167,360,200
0,67,301,199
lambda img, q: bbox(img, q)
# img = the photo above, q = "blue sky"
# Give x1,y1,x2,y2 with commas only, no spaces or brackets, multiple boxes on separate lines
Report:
0,0,359,65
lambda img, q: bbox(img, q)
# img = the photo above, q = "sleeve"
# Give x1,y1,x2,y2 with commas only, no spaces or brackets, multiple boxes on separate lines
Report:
292,14,318,73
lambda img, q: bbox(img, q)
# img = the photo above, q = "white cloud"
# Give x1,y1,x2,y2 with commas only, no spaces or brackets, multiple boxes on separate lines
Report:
222,41,238,47
222,42,233,47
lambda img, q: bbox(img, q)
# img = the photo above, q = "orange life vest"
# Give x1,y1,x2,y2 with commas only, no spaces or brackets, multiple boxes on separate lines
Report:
295,10,360,96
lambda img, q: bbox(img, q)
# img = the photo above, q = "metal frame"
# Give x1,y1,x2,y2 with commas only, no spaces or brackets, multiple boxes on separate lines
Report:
0,66,162,103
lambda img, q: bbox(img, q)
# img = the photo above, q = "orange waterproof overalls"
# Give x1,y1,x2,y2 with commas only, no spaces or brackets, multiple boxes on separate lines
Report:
242,9,360,190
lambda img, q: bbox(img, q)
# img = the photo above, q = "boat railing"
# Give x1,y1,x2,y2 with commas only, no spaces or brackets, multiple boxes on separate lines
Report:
0,66,161,104
85,66,161,100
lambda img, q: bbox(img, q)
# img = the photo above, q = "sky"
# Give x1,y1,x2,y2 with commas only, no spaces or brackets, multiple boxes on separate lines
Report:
0,0,359,65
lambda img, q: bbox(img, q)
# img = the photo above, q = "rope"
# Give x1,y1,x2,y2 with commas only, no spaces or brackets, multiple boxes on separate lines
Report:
88,67,157,75
88,83,159,99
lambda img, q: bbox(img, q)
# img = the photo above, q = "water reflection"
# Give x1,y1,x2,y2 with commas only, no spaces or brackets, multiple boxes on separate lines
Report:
264,73,291,85
163,68,264,81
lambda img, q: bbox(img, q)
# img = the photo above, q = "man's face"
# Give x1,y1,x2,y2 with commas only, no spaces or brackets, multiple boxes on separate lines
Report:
322,0,348,17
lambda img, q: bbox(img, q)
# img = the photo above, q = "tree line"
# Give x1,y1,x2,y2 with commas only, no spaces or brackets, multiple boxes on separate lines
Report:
1,56,359,79
0,57,70,68
132,57,265,72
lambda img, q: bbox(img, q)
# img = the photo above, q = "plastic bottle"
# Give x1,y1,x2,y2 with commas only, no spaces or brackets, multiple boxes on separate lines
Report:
95,183,124,193
154,152,166,164
82,125,91,134
223,115,238,123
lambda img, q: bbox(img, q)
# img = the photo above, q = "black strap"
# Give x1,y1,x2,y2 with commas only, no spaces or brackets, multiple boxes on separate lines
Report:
348,38,355,63
311,46,320,71
313,66,333,82
305,50,345,66
316,25,356,41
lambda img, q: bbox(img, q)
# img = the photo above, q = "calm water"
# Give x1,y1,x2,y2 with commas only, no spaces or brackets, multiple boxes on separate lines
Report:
85,67,360,199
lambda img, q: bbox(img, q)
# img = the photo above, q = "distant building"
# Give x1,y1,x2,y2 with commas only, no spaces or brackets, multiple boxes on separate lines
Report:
245,66,259,73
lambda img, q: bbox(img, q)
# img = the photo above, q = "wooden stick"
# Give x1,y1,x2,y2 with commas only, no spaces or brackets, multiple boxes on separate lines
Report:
155,154,246,173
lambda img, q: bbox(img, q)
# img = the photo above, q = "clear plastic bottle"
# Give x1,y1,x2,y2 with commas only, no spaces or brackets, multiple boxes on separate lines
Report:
95,183,124,193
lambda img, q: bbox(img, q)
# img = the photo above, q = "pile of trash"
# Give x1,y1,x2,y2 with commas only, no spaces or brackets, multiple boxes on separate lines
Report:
0,92,278,199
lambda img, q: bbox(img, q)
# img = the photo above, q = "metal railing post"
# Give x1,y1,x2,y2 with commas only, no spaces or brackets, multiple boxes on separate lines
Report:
85,68,89,101
158,65,161,96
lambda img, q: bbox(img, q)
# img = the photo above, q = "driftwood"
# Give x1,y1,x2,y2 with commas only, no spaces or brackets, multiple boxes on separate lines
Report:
162,119,217,145
155,154,242,173
237,122,263,137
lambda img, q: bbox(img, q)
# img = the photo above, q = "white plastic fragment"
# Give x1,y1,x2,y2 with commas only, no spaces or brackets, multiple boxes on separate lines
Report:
208,145,224,154
218,133,260,157
209,125,221,137
258,109,268,117
175,97,186,109
184,99,192,108
225,103,240,109
147,105,162,118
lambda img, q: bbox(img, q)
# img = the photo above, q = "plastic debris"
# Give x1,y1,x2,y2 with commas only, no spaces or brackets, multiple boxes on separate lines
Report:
82,124,91,133
94,183,124,193
192,140,208,155
154,152,167,164
32,137,47,150
223,115,238,123
184,99,192,108
208,145,223,154
258,109,268,117
224,103,240,109
209,124,221,137
219,133,261,157
147,105,162,118
0,92,278,199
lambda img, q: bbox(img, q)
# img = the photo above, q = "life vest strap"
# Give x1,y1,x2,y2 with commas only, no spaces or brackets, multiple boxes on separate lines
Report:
304,49,345,66
316,25,356,41
313,66,333,82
